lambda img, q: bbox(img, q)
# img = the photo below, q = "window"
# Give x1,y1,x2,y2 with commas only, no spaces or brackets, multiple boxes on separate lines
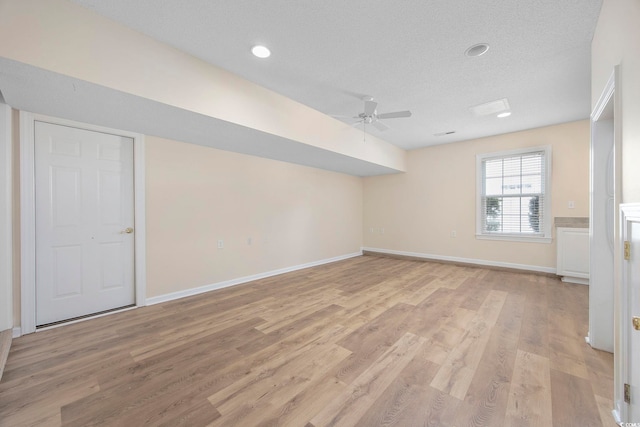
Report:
476,146,551,242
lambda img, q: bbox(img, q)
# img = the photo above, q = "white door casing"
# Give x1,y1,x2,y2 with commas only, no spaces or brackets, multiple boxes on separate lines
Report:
20,113,146,334
621,204,640,422
0,103,12,333
589,67,618,352
591,68,626,424
35,121,135,325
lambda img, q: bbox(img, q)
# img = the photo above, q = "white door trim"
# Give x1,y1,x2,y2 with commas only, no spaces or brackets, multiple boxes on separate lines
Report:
619,203,640,423
589,65,621,352
0,104,12,333
20,112,146,334
590,66,624,421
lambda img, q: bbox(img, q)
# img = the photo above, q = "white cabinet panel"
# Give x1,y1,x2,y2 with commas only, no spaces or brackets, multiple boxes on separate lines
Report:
557,227,589,285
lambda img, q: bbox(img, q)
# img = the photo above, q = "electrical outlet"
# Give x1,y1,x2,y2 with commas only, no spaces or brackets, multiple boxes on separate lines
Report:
217,239,224,249
568,201,575,209
451,230,457,238
247,237,252,245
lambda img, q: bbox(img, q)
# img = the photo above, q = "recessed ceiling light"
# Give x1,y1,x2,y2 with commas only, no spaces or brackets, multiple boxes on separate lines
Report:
251,45,271,59
497,111,512,118
465,43,490,57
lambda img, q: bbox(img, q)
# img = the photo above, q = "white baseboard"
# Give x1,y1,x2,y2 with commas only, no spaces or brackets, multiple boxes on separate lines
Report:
561,276,589,285
12,327,21,338
362,247,556,275
611,408,621,425
146,251,363,306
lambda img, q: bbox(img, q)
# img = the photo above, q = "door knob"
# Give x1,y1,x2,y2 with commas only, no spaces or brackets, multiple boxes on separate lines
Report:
121,227,134,234
633,316,640,331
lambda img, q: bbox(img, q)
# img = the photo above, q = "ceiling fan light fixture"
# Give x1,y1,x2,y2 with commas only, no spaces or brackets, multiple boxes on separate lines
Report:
251,45,271,58
465,43,490,57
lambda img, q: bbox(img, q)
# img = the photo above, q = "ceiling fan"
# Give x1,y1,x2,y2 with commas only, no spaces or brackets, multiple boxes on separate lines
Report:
351,96,412,132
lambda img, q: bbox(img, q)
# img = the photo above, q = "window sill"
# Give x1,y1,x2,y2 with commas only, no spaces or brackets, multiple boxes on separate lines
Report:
475,234,552,244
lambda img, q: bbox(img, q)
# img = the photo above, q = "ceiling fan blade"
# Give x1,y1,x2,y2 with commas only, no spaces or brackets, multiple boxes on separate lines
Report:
364,100,378,116
377,110,412,119
372,120,389,131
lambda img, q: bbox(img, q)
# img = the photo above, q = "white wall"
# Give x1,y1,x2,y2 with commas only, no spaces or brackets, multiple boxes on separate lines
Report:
0,102,12,332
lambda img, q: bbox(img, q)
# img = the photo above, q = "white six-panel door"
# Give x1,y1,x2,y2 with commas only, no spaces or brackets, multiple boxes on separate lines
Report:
34,121,135,325
622,205,640,422
628,221,640,421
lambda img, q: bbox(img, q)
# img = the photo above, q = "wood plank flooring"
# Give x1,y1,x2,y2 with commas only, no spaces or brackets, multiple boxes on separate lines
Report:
0,329,11,381
0,255,616,426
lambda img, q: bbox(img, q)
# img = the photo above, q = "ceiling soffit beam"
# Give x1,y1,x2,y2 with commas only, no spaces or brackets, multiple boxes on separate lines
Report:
0,0,405,175
0,58,400,177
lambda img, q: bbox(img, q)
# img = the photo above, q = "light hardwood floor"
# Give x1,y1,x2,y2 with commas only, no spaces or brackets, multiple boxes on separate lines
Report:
0,255,616,426
0,330,11,382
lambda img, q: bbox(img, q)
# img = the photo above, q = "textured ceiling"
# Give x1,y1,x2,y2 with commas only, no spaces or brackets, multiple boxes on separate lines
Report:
69,0,602,150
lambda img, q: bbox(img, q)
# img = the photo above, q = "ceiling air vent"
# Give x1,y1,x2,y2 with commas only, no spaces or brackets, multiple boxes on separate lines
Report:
469,98,510,117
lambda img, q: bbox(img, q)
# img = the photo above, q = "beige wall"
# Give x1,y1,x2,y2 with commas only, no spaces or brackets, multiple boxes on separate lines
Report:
363,120,590,270
11,131,363,322
592,0,640,202
146,136,363,298
0,0,405,173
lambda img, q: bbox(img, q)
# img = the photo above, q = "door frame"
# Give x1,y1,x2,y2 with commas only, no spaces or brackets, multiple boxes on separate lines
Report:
619,203,640,423
0,103,12,334
20,112,146,335
589,65,621,352
590,67,624,422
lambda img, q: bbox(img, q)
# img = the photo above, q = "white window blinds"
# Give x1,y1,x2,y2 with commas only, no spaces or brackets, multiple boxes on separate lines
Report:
480,149,547,236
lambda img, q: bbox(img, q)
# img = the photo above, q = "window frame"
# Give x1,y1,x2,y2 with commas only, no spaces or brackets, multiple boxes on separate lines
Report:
475,145,552,243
